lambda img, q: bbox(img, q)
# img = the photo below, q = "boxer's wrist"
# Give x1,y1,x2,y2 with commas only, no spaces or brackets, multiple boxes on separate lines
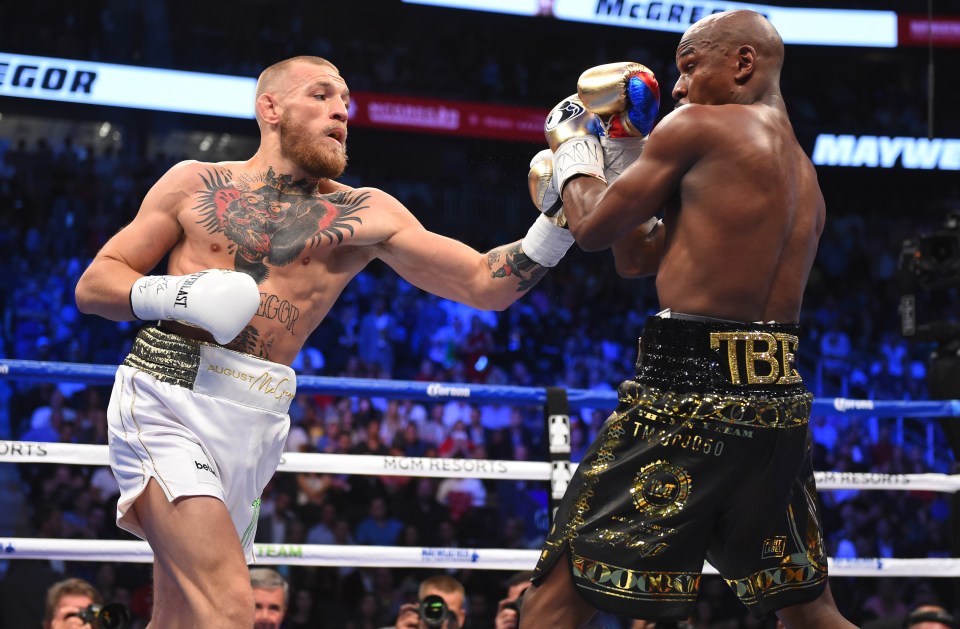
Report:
521,215,575,267
553,136,605,193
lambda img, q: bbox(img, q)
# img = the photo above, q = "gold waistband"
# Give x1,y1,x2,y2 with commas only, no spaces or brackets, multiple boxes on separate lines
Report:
123,327,203,389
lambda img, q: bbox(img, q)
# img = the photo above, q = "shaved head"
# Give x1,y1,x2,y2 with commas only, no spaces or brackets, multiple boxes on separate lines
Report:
256,56,339,100
683,10,784,73
255,56,342,128
673,9,785,105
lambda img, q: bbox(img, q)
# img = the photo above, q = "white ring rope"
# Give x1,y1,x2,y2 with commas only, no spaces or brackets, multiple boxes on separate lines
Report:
4,362,957,580
4,440,960,491
1,538,958,577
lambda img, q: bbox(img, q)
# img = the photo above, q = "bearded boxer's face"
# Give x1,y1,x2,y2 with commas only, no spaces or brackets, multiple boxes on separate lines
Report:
279,109,348,179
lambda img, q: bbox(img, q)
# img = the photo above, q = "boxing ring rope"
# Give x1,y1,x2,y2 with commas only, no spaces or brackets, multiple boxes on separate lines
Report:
2,539,959,578
2,359,960,578
3,442,960,491
4,359,960,416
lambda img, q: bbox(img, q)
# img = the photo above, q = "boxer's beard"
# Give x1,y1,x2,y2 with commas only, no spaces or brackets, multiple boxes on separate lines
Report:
279,112,348,179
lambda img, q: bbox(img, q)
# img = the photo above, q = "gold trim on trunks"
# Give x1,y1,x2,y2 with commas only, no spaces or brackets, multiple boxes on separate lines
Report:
709,331,802,386
724,557,827,606
122,327,202,389
618,381,812,429
572,552,701,602
562,412,626,542
726,491,827,606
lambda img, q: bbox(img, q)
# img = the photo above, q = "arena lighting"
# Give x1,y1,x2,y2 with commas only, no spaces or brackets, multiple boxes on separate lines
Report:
0,51,551,141
402,0,898,47
812,134,960,171
0,52,256,118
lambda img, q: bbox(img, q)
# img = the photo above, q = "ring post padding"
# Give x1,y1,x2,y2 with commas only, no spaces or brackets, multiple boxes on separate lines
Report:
545,386,572,520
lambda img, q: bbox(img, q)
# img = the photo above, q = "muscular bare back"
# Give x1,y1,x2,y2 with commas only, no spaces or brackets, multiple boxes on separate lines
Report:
655,103,825,323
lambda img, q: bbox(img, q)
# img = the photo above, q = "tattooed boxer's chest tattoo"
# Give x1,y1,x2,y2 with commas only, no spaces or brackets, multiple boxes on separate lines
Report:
193,166,370,283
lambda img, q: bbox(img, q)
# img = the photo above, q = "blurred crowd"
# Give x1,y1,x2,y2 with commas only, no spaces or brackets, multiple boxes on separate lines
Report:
1,122,958,629
2,0,960,627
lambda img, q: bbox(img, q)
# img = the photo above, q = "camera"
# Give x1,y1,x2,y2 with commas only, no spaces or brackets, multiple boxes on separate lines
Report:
417,594,457,629
900,211,960,292
68,603,131,629
899,211,960,343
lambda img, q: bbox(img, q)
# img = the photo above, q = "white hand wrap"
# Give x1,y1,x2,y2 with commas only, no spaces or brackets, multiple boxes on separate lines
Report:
130,269,260,345
521,215,575,268
600,135,646,184
552,136,605,193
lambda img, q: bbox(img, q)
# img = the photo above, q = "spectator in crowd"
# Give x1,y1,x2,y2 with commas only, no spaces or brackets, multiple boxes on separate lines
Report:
904,605,956,629
355,496,405,546
251,568,288,629
391,575,467,629
43,578,104,629
494,571,533,629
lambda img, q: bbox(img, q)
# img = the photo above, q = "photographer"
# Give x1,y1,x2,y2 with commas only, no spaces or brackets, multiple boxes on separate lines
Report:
43,578,104,629
392,575,467,629
494,571,532,629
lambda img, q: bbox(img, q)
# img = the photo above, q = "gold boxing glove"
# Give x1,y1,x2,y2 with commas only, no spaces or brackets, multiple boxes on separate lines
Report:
543,94,606,193
577,62,660,138
578,62,661,183
522,148,575,267
528,149,565,228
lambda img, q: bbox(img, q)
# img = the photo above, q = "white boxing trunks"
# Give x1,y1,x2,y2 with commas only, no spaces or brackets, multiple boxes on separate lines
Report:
107,326,295,562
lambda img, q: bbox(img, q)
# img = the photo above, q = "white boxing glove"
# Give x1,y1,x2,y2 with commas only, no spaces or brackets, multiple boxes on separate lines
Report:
130,269,260,345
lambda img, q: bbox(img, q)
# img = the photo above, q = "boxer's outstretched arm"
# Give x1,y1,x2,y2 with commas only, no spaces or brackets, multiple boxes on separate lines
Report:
375,197,561,311
75,161,194,320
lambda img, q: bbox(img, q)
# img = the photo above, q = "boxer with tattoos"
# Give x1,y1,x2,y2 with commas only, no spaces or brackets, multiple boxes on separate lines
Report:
75,56,573,628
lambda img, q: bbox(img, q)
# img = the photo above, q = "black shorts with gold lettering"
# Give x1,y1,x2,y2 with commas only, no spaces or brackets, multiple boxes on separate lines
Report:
533,315,828,620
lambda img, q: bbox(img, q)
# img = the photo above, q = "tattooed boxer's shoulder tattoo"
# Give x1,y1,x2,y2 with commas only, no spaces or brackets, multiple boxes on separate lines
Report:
489,242,549,292
191,166,371,283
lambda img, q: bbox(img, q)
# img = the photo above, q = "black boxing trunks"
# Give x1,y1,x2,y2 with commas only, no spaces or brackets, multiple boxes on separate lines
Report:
532,314,827,620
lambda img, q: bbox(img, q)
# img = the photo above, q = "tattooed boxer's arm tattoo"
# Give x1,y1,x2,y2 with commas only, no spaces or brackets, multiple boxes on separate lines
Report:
192,166,370,283
488,243,549,293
